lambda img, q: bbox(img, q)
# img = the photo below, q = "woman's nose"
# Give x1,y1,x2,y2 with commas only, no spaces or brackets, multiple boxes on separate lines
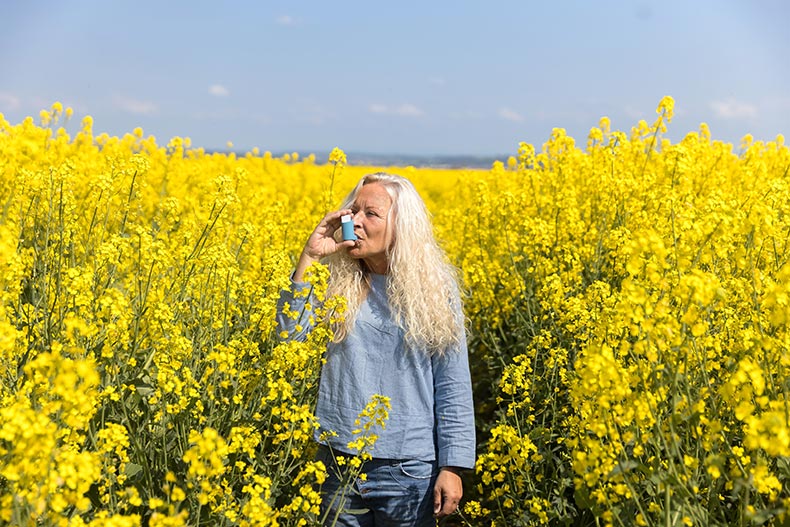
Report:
352,210,364,224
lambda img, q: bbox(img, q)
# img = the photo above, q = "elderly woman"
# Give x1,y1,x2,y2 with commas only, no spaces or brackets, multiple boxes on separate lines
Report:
276,173,475,526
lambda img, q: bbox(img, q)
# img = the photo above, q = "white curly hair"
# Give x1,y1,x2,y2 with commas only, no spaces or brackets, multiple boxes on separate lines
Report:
324,172,464,355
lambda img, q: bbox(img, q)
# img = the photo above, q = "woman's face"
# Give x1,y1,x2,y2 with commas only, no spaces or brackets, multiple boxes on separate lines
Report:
346,183,393,274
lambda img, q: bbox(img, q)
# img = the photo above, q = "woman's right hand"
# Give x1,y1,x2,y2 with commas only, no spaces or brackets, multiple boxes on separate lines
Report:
293,209,356,281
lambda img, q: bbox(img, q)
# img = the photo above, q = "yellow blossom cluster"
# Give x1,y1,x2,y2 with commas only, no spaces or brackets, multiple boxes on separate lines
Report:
0,105,365,526
468,97,790,526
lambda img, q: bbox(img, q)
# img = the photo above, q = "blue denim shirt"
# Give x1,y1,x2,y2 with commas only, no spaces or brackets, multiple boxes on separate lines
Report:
276,273,476,469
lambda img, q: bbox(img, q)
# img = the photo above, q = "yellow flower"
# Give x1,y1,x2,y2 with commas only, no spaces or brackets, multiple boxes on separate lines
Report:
657,95,675,121
328,146,347,165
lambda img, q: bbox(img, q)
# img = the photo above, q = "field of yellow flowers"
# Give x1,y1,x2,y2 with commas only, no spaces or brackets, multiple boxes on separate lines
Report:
2,98,790,527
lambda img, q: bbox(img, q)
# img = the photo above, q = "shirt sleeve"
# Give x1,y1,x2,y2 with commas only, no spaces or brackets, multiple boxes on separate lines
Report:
432,326,477,470
275,279,319,342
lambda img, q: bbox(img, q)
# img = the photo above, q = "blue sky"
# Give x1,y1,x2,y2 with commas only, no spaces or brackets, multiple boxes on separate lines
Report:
1,1,788,157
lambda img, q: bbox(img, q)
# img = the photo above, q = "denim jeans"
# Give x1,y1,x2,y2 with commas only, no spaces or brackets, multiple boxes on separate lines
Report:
316,445,438,527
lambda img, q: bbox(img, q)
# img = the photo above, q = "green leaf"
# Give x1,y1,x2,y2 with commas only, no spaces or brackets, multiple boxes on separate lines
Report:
125,463,143,478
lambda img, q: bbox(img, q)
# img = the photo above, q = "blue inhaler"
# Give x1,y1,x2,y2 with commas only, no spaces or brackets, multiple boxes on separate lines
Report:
341,214,357,241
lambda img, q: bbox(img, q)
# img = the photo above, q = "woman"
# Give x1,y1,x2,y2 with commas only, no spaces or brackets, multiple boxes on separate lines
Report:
276,173,476,526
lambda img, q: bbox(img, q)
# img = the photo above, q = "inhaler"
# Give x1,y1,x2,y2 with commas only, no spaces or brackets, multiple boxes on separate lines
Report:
341,214,357,241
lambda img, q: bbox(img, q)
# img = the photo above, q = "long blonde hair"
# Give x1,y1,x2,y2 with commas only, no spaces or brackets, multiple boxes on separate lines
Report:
324,173,464,355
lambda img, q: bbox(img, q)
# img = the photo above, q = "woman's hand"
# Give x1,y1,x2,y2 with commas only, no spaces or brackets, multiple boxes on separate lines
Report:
293,209,356,282
433,467,463,518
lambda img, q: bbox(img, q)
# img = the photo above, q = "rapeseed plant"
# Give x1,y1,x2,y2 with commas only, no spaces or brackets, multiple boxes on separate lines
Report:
1,99,790,526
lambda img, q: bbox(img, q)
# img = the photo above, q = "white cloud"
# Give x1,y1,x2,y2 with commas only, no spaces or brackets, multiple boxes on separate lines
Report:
710,98,758,119
396,103,423,117
276,14,295,26
112,95,157,115
368,103,424,117
428,76,446,86
0,92,21,111
209,84,230,97
498,107,524,123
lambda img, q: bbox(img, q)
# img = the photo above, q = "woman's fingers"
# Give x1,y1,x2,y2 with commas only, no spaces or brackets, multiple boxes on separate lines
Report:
321,208,353,230
295,209,355,280
304,209,355,259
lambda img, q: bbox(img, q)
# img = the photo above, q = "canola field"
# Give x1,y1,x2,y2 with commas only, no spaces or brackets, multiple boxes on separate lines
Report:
2,98,790,526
